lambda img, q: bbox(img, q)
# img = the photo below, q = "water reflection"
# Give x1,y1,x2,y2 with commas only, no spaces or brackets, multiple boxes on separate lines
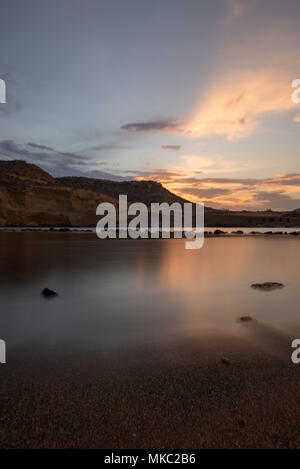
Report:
0,233,299,352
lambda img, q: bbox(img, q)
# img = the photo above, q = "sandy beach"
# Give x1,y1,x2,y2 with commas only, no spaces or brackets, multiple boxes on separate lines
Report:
0,324,299,449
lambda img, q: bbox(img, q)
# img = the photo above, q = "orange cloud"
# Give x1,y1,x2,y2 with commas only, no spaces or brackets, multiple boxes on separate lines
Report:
226,0,249,19
128,168,300,210
185,69,294,140
293,113,300,123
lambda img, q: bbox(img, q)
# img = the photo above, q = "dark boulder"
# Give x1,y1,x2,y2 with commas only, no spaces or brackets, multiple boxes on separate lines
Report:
41,287,58,298
251,282,284,291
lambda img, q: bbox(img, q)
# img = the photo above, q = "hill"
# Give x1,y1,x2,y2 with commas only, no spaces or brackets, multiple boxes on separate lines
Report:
0,160,299,227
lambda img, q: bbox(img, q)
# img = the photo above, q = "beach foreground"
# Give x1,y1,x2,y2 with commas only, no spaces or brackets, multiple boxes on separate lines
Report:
0,234,299,448
0,329,299,449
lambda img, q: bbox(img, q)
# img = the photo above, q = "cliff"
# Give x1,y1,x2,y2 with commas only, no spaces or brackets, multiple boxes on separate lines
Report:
0,160,299,227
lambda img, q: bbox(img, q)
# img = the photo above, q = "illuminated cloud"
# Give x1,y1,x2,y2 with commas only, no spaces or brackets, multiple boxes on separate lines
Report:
124,167,300,211
293,113,300,123
185,69,294,140
121,69,296,140
180,153,249,174
226,0,246,18
120,12,300,142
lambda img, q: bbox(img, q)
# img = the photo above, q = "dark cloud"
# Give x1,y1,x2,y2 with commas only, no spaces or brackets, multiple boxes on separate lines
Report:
264,174,300,186
161,145,181,151
0,139,126,180
252,190,300,210
121,119,178,132
89,143,135,152
121,168,203,181
27,142,55,151
0,139,29,156
195,177,260,185
180,187,232,199
193,174,300,187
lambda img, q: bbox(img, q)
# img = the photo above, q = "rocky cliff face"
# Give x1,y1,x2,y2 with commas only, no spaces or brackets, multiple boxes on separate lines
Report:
0,160,299,227
0,160,189,227
0,160,117,226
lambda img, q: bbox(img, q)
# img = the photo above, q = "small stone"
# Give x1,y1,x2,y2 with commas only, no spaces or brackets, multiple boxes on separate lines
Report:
237,418,246,427
221,357,230,365
41,288,57,298
240,316,253,322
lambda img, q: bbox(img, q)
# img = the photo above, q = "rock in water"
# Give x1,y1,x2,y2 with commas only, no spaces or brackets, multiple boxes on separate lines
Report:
41,287,58,298
240,316,254,321
251,282,284,291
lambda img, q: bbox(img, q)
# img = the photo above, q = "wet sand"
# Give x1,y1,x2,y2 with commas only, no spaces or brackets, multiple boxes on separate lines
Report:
0,326,299,449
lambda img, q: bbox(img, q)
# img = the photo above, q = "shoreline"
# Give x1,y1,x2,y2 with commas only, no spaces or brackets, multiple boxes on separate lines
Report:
0,227,300,237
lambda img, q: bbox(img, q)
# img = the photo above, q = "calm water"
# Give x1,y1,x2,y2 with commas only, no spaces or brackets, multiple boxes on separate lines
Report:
0,233,299,353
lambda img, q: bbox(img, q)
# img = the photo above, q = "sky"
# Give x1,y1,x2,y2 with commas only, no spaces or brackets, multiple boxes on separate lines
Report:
0,0,300,210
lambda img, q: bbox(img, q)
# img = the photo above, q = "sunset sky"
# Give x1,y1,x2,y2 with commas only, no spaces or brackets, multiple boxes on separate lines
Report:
0,0,300,210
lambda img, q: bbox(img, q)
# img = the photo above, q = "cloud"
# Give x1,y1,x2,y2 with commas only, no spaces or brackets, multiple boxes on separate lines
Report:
1,140,299,210
185,68,294,140
121,119,178,132
185,13,300,140
195,174,300,187
88,143,135,152
121,166,300,211
0,139,125,180
119,13,300,141
161,145,181,151
226,0,249,19
121,168,201,183
293,113,300,123
252,190,300,211
180,187,232,199
120,67,295,140
27,142,55,151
